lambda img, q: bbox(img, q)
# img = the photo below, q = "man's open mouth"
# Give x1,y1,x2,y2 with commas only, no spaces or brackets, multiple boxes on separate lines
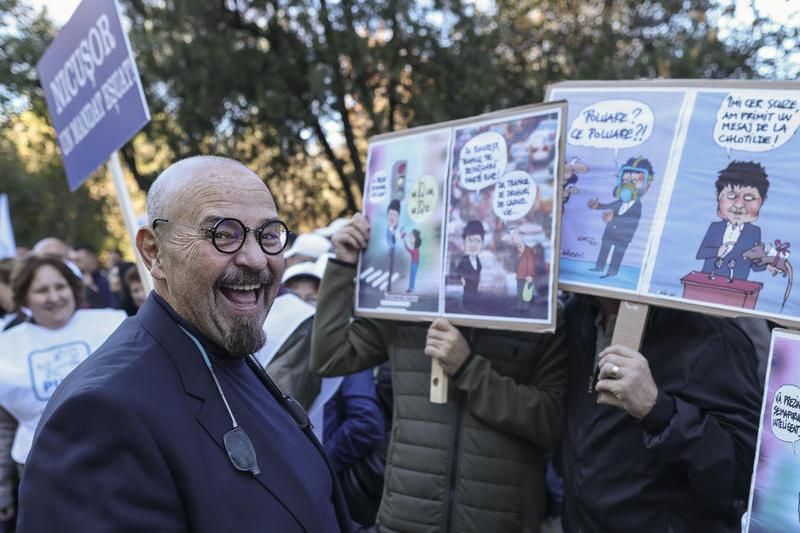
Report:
218,283,266,307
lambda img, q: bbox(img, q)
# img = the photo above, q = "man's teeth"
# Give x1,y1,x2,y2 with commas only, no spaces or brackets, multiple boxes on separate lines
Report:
222,283,261,291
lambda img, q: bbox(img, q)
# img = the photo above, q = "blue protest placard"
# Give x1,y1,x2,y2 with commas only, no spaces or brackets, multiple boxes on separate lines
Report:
36,0,150,191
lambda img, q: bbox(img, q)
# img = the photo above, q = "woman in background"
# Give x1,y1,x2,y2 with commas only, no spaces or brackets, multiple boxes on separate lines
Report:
0,255,126,526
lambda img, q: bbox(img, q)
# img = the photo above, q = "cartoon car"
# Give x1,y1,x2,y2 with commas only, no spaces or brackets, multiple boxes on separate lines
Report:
526,119,558,162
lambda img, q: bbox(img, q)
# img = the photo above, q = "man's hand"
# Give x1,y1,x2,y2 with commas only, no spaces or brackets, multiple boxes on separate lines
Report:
602,210,614,223
587,198,599,209
331,213,370,263
424,318,470,376
595,344,658,419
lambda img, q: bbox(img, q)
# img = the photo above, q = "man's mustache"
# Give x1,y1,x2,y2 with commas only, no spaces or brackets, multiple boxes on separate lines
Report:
215,269,274,288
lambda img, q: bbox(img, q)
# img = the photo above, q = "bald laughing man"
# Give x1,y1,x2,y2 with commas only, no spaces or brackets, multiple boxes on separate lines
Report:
17,156,352,532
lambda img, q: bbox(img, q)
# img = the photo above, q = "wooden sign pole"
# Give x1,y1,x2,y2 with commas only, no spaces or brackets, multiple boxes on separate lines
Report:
595,300,650,405
611,300,650,350
429,359,448,404
107,151,153,294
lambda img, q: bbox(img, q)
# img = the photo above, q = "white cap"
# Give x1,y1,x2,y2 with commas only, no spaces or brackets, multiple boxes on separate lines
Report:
281,261,319,284
284,233,332,259
314,217,349,238
282,253,332,284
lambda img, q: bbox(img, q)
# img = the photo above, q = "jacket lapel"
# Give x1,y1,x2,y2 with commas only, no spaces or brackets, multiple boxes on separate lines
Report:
136,296,325,533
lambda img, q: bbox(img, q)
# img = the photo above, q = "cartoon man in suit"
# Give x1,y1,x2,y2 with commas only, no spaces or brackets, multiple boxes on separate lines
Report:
455,220,484,311
386,199,401,292
697,161,769,280
588,157,654,278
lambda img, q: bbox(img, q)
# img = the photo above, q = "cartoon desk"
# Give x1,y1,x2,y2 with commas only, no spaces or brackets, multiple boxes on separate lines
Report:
681,271,763,309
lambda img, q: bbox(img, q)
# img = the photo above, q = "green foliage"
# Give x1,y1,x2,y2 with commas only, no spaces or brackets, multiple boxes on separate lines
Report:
1,0,798,239
1,135,111,250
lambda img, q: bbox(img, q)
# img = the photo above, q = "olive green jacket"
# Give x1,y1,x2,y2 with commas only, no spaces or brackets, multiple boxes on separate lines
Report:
311,259,567,533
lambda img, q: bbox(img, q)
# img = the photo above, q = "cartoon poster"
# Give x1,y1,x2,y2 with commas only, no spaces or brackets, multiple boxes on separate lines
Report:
546,81,800,327
358,129,450,317
547,86,687,292
443,109,559,325
745,329,800,532
356,102,566,332
646,89,800,322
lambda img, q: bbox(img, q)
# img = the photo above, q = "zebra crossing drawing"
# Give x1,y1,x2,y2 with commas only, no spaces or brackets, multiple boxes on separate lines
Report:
359,266,400,292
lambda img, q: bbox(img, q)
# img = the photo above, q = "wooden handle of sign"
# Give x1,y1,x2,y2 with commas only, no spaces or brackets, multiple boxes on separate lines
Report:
611,300,650,350
107,151,153,294
429,359,448,404
596,301,650,405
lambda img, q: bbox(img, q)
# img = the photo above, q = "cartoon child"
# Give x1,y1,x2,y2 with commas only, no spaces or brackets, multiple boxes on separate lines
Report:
386,199,401,292
697,161,769,280
404,229,422,293
512,228,535,312
455,220,485,310
588,156,654,278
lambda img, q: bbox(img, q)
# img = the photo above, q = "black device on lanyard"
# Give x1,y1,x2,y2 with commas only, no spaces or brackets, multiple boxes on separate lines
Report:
179,326,310,477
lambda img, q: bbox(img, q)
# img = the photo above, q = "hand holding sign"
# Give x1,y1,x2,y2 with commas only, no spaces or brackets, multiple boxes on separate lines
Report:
332,213,370,264
424,318,470,376
595,344,659,420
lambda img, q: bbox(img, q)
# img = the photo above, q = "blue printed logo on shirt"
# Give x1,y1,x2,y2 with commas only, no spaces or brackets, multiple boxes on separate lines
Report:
28,341,90,401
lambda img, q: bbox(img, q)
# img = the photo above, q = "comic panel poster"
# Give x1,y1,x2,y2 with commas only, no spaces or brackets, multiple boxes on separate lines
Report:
356,129,450,317
442,108,561,325
547,85,687,292
646,89,800,322
745,329,800,532
356,101,566,332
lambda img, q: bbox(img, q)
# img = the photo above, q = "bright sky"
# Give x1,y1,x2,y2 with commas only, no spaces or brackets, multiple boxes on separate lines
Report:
26,0,80,26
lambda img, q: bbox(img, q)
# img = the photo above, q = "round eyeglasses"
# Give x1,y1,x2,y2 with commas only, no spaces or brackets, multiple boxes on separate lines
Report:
153,217,291,255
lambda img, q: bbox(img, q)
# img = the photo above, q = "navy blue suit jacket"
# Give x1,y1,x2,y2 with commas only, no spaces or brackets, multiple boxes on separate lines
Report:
696,221,765,280
17,295,352,532
597,199,642,245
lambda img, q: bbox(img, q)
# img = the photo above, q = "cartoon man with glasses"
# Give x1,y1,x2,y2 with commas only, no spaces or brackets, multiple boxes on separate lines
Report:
697,160,769,281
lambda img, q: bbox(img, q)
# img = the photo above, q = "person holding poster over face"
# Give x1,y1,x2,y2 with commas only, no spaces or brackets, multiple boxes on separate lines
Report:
311,213,567,533
558,294,761,532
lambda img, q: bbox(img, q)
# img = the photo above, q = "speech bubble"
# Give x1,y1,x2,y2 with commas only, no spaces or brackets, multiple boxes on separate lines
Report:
714,91,800,153
568,100,654,157
368,170,389,204
771,384,800,445
407,174,438,223
458,131,508,191
493,170,537,221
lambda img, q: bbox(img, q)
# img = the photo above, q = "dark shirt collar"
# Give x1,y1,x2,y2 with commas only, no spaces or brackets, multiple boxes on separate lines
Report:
150,291,240,367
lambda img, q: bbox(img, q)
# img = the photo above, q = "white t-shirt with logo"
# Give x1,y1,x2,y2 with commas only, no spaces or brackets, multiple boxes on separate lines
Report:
0,308,126,463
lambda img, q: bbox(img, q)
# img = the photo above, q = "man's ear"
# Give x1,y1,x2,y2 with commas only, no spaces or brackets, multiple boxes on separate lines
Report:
137,226,166,281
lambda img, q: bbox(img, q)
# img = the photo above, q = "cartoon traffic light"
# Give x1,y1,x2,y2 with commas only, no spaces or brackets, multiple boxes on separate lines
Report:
392,160,407,200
